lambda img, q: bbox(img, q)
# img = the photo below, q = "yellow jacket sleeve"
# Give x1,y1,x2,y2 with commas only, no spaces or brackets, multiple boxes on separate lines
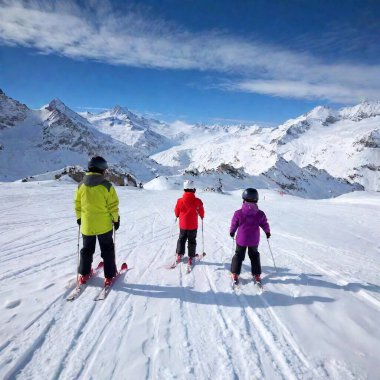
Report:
107,186,119,222
74,186,82,220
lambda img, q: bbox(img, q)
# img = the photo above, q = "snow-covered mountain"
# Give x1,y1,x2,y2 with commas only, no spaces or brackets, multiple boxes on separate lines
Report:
0,92,162,182
0,89,29,131
339,101,380,121
276,104,380,191
84,106,171,154
0,89,378,196
151,103,379,194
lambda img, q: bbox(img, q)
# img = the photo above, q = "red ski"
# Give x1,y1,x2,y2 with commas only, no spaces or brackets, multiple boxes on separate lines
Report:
186,253,206,273
67,261,104,301
94,262,128,301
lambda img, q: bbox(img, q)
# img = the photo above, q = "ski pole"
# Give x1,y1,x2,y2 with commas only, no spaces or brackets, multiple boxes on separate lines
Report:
114,226,116,255
266,238,278,273
201,219,206,256
172,218,178,236
170,218,178,263
76,226,81,287
113,226,118,273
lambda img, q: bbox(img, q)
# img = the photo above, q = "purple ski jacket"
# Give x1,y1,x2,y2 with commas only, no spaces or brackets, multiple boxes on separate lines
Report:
230,202,270,247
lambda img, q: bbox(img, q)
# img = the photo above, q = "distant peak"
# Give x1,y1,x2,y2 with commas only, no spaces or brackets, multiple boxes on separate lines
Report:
110,105,129,116
50,98,64,104
47,98,67,112
308,105,330,112
339,101,380,121
305,105,336,120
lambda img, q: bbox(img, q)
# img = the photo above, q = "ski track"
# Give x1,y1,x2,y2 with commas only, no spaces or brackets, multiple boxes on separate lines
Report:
1,293,63,380
0,210,147,379
178,264,211,379
201,264,262,379
3,317,57,380
204,258,308,380
47,216,173,380
205,227,322,379
276,240,380,311
0,254,76,282
77,219,187,379
199,223,282,378
1,227,75,256
1,236,73,262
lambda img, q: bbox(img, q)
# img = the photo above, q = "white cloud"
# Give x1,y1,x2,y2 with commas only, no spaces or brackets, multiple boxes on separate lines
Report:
227,80,380,104
1,0,380,103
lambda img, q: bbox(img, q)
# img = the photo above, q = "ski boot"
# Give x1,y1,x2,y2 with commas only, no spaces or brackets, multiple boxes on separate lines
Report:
78,269,93,285
231,273,239,287
253,274,263,290
176,254,183,264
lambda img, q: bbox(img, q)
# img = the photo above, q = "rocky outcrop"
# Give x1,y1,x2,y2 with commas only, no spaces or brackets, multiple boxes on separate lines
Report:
0,89,29,130
262,158,363,198
53,166,138,186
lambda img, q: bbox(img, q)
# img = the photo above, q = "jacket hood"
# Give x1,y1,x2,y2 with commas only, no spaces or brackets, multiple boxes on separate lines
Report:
83,172,106,187
183,191,196,199
182,191,196,205
241,201,259,215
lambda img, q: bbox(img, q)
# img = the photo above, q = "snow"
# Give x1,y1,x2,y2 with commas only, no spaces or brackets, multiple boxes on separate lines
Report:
84,106,171,154
305,105,337,121
339,101,380,121
0,181,379,380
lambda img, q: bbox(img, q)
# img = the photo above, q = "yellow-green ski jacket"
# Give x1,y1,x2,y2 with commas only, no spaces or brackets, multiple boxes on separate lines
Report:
75,172,119,236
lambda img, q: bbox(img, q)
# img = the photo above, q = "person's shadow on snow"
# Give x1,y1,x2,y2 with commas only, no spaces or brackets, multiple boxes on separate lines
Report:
255,265,380,294
117,281,334,309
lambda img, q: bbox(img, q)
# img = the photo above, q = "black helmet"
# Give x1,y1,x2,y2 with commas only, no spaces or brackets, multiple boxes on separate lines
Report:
88,156,108,172
242,188,259,202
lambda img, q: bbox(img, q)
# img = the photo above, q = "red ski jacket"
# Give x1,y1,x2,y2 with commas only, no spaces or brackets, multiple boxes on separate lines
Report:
175,192,205,230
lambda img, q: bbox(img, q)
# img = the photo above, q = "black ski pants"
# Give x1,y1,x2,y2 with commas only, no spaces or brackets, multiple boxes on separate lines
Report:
176,229,197,257
79,230,116,279
231,244,261,276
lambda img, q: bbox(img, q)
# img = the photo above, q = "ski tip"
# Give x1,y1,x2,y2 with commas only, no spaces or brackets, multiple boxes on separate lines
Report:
121,262,128,270
97,261,104,268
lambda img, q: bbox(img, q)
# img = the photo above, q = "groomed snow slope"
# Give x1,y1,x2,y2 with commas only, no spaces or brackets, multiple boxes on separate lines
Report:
0,183,379,380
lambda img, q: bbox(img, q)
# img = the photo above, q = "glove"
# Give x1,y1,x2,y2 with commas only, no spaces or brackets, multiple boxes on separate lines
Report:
230,232,235,238
266,232,271,239
114,217,120,231
77,218,81,226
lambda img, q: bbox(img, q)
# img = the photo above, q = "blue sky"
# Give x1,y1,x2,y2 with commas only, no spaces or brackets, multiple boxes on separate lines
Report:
0,0,379,125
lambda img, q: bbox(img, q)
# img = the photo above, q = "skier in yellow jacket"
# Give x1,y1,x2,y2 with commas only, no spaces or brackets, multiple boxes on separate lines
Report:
75,156,120,286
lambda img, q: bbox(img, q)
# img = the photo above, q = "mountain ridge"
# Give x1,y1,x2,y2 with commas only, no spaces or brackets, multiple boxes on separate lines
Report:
0,89,378,197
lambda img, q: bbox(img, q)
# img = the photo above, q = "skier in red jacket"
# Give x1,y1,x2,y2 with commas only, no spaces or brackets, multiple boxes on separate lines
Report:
174,180,205,265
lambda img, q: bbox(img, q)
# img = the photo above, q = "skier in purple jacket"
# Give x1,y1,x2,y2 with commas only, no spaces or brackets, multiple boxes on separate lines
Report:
230,188,271,286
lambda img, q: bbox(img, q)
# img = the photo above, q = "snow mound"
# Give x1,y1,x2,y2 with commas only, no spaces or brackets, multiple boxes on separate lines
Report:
144,176,183,190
